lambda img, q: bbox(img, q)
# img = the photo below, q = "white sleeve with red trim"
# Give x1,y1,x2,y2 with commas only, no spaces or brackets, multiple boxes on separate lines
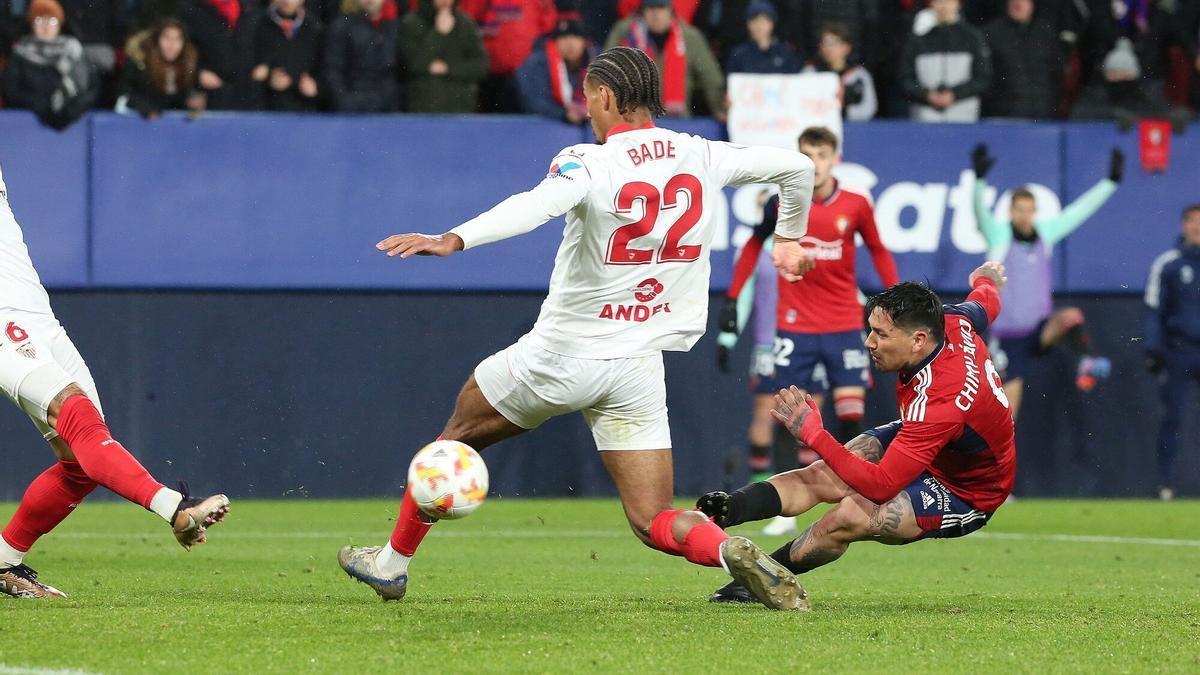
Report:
449,148,593,250
706,141,814,240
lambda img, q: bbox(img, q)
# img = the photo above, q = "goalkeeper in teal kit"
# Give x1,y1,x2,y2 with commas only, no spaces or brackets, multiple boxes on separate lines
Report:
969,144,1122,422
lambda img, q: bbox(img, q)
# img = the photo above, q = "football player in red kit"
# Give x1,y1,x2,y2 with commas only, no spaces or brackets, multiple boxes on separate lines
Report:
719,125,898,535
696,262,1015,602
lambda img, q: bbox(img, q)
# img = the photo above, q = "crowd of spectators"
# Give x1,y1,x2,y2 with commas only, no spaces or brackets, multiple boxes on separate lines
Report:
0,0,1197,128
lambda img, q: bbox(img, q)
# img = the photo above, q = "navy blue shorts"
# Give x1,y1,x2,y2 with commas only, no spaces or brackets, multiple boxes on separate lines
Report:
903,473,993,541
990,320,1049,382
753,329,869,395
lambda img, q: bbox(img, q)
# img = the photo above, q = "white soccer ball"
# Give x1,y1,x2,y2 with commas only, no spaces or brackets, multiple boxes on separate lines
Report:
407,440,489,520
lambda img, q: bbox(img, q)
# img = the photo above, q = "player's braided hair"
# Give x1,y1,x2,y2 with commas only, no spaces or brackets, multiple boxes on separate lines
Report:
865,281,946,342
585,46,666,118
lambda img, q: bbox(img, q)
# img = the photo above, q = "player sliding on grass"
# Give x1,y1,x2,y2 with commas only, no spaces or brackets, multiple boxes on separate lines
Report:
0,165,230,599
339,46,816,610
694,263,1016,603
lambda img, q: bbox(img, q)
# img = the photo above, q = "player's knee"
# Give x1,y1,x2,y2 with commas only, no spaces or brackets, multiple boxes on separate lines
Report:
44,383,87,428
669,510,708,546
631,504,676,548
824,498,871,540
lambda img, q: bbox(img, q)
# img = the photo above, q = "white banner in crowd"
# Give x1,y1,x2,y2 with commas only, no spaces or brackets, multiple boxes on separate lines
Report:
724,72,843,242
726,72,843,150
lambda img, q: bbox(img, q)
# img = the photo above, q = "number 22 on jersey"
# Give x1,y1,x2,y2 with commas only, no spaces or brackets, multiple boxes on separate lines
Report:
607,175,704,265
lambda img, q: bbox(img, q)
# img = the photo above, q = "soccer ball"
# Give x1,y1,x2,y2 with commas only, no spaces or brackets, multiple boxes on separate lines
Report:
407,440,489,520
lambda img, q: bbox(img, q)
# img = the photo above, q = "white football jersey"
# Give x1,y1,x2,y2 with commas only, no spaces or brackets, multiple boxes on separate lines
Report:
0,162,54,316
451,123,814,359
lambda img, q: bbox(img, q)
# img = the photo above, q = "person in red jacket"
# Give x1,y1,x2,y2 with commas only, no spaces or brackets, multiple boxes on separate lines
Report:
458,0,556,111
695,262,1016,603
719,125,898,534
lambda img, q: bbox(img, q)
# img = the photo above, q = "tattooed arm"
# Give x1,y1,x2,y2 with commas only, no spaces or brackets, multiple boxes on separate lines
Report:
845,434,885,464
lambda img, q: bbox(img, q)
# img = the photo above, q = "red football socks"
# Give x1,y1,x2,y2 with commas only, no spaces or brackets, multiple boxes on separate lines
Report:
1,460,96,553
389,487,434,556
54,394,164,510
649,509,729,567
680,519,729,568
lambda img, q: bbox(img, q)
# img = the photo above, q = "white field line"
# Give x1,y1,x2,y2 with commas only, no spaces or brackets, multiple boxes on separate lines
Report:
44,529,1200,546
0,666,98,675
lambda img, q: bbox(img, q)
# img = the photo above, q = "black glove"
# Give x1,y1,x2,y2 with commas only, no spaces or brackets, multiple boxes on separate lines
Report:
844,79,865,106
1109,147,1125,183
696,491,733,528
717,344,731,373
971,143,995,179
717,297,738,334
1147,351,1165,375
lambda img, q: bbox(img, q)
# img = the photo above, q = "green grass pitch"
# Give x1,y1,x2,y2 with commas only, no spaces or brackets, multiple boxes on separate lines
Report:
2,498,1198,673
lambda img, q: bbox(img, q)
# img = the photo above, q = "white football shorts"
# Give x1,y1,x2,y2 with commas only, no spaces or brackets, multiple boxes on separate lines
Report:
474,336,671,451
0,310,102,440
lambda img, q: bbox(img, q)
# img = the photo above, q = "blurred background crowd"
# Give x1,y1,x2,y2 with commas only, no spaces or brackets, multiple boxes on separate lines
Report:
0,0,1197,129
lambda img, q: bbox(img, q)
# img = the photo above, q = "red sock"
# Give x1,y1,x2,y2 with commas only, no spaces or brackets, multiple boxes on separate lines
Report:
55,394,163,509
1,461,97,552
388,487,434,555
680,519,729,568
649,509,685,556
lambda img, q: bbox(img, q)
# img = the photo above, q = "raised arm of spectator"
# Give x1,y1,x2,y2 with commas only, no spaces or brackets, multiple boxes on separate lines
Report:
972,177,1010,254
951,31,992,101
1038,176,1118,247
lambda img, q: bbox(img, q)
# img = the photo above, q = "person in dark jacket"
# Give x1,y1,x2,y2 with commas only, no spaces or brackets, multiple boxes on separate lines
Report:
2,0,99,129
400,0,488,113
1070,37,1190,129
899,0,992,122
116,17,204,118
252,0,324,110
807,21,876,120
322,0,401,112
1144,205,1200,501
515,18,589,122
725,1,801,74
798,0,878,68
181,0,261,109
982,0,1062,119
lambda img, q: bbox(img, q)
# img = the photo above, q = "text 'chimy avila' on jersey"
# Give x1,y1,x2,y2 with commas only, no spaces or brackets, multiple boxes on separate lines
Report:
449,123,815,359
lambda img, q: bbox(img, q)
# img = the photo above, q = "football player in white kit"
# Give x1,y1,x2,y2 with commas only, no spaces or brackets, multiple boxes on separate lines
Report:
339,47,817,610
0,164,230,598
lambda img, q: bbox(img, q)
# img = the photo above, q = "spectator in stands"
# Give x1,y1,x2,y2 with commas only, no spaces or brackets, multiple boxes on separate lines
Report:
1070,37,1190,128
807,21,877,120
58,0,123,79
2,0,98,128
900,0,992,122
574,0,618,47
725,1,801,75
1075,0,1193,88
400,0,488,113
616,0,698,24
251,0,324,111
695,0,801,64
798,0,879,71
515,18,590,122
982,0,1062,119
322,0,400,112
181,0,261,109
605,0,726,119
116,17,204,118
459,0,556,112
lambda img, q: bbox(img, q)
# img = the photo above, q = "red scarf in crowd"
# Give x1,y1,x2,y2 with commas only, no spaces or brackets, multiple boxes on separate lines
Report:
624,18,687,116
371,0,398,27
545,40,586,108
208,0,241,28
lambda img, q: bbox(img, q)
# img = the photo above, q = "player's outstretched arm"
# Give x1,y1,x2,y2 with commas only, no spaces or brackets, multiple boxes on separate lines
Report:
707,141,815,281
377,232,465,258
